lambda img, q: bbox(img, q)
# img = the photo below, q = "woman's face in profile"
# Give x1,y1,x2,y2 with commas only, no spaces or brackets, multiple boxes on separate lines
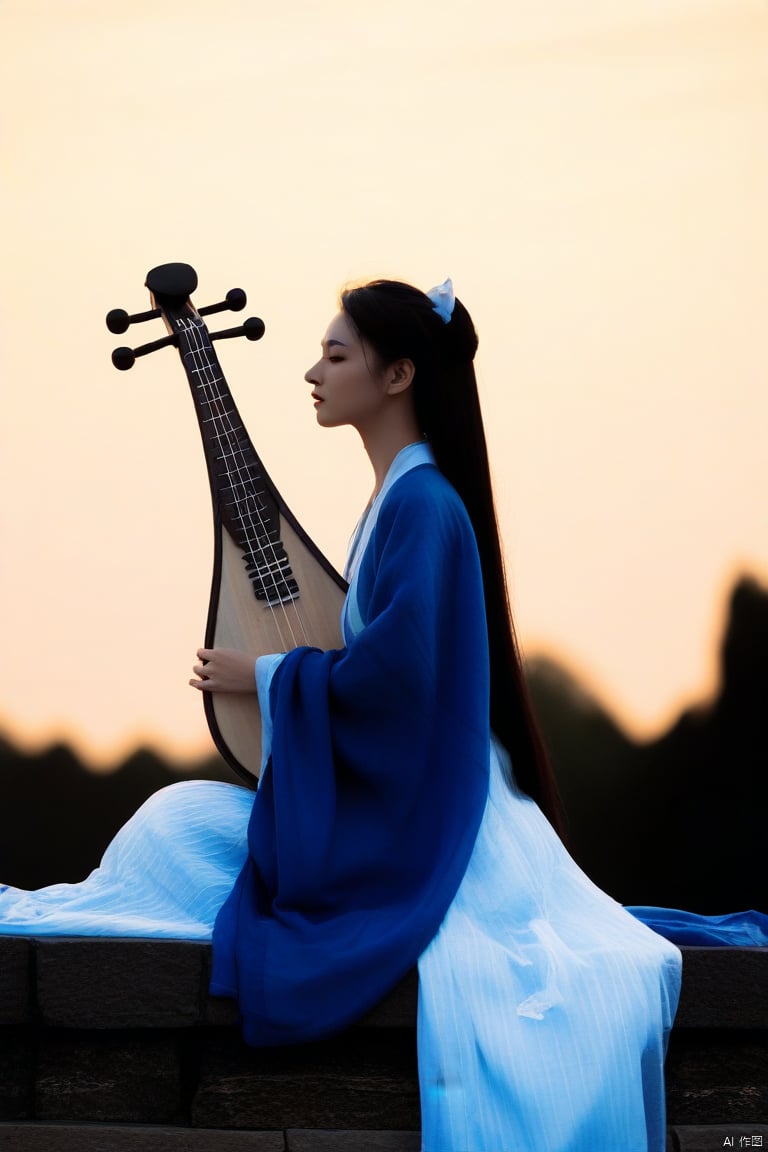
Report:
305,312,390,435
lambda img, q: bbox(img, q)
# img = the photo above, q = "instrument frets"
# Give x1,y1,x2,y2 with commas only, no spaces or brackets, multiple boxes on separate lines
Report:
180,319,300,607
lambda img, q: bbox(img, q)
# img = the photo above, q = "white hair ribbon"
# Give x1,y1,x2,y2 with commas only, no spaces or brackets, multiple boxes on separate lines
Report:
426,278,455,324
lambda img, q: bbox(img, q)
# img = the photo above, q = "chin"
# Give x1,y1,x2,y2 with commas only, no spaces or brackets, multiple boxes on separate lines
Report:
315,407,343,428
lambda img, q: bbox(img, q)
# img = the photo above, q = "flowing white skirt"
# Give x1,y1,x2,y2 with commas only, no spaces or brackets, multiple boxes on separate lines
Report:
0,780,252,938
0,758,681,1151
417,740,682,1152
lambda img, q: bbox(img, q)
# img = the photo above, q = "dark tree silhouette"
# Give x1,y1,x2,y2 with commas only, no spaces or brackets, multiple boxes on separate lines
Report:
528,575,767,912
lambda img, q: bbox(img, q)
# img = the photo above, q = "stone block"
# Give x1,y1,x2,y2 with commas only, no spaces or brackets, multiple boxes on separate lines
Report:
36,1031,183,1124
287,1132,420,1152
666,1031,768,1125
203,995,240,1028
0,1123,286,1150
192,1028,419,1130
200,946,240,1028
676,948,768,1030
36,939,207,1029
0,938,32,1026
0,1029,34,1121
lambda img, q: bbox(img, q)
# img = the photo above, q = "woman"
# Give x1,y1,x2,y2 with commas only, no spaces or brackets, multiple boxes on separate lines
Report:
190,277,682,1150
5,275,744,1148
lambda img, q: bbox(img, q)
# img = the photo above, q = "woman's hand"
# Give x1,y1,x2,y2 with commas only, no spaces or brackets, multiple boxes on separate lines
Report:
189,648,257,694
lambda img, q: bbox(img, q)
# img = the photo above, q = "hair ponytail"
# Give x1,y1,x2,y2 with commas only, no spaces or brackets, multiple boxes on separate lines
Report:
341,280,564,835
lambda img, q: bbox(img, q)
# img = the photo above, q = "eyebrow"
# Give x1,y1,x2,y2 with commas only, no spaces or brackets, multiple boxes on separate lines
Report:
323,338,348,349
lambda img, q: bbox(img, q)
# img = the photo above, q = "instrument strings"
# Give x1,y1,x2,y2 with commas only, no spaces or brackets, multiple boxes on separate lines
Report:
181,317,312,654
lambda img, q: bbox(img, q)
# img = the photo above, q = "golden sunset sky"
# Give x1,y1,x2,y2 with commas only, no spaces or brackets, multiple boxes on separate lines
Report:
1,0,766,767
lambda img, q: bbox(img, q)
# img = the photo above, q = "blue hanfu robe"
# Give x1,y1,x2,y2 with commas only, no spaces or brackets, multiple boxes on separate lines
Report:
210,444,492,1045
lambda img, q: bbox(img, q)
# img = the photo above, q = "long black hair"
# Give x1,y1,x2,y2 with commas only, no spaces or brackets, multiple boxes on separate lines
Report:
341,279,564,836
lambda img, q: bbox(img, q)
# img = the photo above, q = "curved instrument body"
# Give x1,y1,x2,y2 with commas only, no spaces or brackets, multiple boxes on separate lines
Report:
111,263,347,785
210,514,346,778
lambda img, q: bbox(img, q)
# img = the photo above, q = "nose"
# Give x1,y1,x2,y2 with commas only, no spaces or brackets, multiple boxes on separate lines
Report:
304,360,321,385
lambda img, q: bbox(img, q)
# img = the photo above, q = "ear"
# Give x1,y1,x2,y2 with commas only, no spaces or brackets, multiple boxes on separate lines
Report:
385,358,415,396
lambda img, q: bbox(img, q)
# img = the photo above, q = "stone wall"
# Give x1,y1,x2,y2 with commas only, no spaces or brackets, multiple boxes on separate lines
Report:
1,938,766,1151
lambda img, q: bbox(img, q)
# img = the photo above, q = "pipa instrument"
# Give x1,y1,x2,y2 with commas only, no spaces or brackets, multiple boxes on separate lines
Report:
108,263,347,785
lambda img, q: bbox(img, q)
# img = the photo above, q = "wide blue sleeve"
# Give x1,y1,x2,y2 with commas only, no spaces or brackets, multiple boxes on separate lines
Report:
211,466,491,1046
627,906,768,946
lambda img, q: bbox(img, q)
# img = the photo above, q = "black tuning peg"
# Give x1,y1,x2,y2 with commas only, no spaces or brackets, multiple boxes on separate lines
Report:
106,306,161,334
199,288,247,317
210,316,266,343
112,346,136,371
111,332,180,371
